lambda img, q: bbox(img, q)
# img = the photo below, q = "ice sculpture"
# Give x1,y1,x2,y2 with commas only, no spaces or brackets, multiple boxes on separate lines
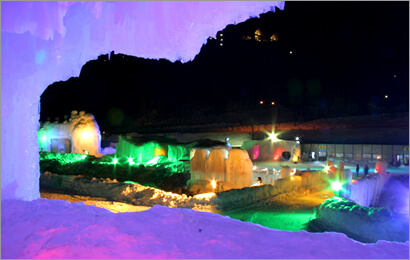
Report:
38,111,103,157
190,148,253,190
340,162,391,207
1,1,284,200
225,148,253,188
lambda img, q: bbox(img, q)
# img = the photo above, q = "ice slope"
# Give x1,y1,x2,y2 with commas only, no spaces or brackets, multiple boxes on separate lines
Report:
1,199,408,259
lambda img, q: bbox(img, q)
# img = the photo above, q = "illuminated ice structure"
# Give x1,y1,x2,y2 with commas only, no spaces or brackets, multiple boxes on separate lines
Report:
115,135,191,165
312,160,409,243
190,148,253,193
38,111,103,157
242,138,301,162
1,1,284,200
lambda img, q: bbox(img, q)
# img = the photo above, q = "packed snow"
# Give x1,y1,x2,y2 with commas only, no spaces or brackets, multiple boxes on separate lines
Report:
2,199,409,259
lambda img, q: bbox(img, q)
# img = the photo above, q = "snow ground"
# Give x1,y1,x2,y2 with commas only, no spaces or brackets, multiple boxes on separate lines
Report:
2,199,409,259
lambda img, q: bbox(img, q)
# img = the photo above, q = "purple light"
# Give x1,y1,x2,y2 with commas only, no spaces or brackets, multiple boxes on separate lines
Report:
1,1,284,200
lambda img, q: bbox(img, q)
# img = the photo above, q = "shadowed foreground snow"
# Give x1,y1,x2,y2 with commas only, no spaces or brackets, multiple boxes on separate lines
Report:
2,199,408,259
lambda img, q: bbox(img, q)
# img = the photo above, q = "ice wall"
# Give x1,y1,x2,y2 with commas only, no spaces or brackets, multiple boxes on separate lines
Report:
1,1,284,200
115,136,190,164
242,139,298,161
340,171,391,207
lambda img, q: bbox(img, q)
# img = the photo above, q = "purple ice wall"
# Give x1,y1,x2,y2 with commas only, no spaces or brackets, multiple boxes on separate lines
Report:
1,1,285,200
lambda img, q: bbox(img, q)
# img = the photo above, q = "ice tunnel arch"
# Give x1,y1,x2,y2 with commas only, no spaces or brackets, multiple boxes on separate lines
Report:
1,1,284,200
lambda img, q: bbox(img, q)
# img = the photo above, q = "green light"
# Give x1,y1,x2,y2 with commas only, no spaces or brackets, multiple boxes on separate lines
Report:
113,158,118,164
331,181,343,192
40,152,88,165
128,157,135,165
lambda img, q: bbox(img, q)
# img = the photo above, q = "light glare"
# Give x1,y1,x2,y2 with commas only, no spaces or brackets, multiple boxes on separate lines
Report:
211,180,217,189
331,181,343,192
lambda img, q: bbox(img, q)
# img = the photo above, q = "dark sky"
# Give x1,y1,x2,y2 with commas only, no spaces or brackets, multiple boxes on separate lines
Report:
41,1,409,132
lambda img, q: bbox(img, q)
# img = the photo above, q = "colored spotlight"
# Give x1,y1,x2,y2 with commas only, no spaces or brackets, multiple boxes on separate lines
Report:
113,158,118,164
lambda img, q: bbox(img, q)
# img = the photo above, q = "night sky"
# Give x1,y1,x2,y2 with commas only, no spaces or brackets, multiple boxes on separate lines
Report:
40,1,409,133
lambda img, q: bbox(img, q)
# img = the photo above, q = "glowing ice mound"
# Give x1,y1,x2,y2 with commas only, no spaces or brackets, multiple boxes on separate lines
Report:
311,196,409,243
38,111,103,157
115,135,191,165
190,148,253,192
1,1,284,200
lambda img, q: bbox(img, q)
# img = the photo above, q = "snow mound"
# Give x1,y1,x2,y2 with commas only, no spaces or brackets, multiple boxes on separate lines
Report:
310,196,409,243
2,199,409,259
41,173,216,211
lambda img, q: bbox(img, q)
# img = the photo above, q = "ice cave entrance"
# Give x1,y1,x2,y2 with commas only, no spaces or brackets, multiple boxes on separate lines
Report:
1,1,286,200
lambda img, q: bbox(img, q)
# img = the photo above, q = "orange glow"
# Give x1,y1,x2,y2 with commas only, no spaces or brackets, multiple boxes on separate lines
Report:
271,101,275,105
260,100,264,104
290,176,301,182
193,192,216,200
211,180,217,189
273,147,283,161
154,147,166,156
80,130,93,140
